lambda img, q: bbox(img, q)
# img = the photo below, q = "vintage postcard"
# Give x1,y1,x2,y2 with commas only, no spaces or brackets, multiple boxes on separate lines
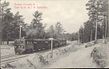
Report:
0,0,109,69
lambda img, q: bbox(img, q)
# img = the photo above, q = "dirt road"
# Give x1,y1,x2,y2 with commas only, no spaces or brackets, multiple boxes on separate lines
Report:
47,44,99,68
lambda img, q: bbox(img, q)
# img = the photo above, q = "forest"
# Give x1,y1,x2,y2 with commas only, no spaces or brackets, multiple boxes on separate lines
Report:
79,0,109,43
0,0,109,45
0,0,77,44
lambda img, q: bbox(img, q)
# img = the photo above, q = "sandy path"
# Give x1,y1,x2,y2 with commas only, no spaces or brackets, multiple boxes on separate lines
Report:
47,45,98,68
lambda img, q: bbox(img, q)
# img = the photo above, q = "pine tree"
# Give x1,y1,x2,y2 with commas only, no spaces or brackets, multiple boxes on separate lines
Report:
47,25,55,38
85,0,108,43
27,11,45,39
55,22,64,39
0,0,2,44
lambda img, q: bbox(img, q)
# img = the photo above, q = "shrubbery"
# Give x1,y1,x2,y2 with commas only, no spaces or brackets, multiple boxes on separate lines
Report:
91,46,109,68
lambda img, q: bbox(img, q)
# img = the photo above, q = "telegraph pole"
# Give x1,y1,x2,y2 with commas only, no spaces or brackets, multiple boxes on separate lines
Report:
104,14,107,43
90,30,92,41
107,0,109,37
0,0,2,45
19,25,22,39
78,31,80,44
49,38,53,58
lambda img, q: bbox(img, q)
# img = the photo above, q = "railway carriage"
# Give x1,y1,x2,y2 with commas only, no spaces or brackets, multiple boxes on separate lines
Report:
14,39,67,55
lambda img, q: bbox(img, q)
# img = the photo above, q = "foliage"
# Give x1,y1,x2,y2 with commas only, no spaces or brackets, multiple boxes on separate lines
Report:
79,0,108,43
46,22,66,39
55,22,64,39
47,25,56,38
1,1,26,44
91,46,109,67
26,11,45,39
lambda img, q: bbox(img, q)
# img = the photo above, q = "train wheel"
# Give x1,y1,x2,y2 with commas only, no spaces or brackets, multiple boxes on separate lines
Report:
18,51,23,55
15,51,19,55
15,51,21,55
35,47,38,51
38,49,41,51
30,49,33,53
15,49,20,55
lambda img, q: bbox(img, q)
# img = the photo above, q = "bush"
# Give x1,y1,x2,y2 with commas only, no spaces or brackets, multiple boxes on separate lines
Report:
38,55,49,65
91,47,108,67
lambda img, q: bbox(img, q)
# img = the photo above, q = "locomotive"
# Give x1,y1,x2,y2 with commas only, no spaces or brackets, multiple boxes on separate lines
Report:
14,38,67,55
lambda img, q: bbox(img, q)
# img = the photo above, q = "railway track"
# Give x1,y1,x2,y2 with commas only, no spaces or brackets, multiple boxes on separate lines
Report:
1,54,28,64
1,54,16,59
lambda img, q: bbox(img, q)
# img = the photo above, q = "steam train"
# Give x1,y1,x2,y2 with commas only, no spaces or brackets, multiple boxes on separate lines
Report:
14,38,67,55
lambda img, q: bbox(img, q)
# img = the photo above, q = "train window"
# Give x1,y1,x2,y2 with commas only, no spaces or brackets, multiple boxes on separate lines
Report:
28,42,30,44
27,41,30,44
20,41,23,43
26,41,28,44
29,42,31,44
18,45,21,48
30,41,32,44
29,41,30,44
45,41,48,43
34,41,37,44
22,46,25,49
20,46,22,48
19,45,23,48
26,41,33,44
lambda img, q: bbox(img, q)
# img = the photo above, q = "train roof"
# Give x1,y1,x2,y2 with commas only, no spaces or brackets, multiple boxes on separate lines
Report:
15,39,66,41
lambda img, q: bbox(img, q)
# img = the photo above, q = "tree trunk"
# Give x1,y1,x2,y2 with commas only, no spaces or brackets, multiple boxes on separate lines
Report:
0,31,2,45
95,19,98,42
108,0,109,37
7,33,9,45
78,31,80,44
95,10,98,43
0,0,2,45
90,30,92,41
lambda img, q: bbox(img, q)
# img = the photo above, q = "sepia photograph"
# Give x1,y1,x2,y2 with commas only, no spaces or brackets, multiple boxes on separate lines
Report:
0,0,109,69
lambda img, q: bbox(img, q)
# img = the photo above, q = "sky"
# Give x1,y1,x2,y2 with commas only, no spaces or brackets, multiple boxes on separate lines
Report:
4,0,89,33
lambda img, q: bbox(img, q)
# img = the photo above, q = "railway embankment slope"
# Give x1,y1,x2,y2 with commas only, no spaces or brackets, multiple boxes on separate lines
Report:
1,41,109,69
47,42,109,68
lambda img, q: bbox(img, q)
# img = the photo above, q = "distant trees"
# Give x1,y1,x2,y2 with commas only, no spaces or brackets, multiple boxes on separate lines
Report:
79,26,84,43
46,22,65,39
10,12,26,39
46,22,78,40
0,1,26,44
2,7,13,44
2,0,106,45
47,25,55,38
1,1,14,44
26,11,45,39
63,33,78,41
55,22,64,39
2,11,26,44
79,0,108,43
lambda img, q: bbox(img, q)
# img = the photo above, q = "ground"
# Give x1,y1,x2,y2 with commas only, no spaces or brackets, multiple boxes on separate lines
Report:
1,40,109,69
1,45,15,57
47,45,97,68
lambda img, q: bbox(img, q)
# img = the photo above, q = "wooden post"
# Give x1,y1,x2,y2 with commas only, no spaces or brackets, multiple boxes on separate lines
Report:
51,39,53,58
90,30,92,41
78,31,80,44
104,15,107,43
95,15,98,42
107,0,109,40
19,25,22,39
0,0,2,45
49,38,53,58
